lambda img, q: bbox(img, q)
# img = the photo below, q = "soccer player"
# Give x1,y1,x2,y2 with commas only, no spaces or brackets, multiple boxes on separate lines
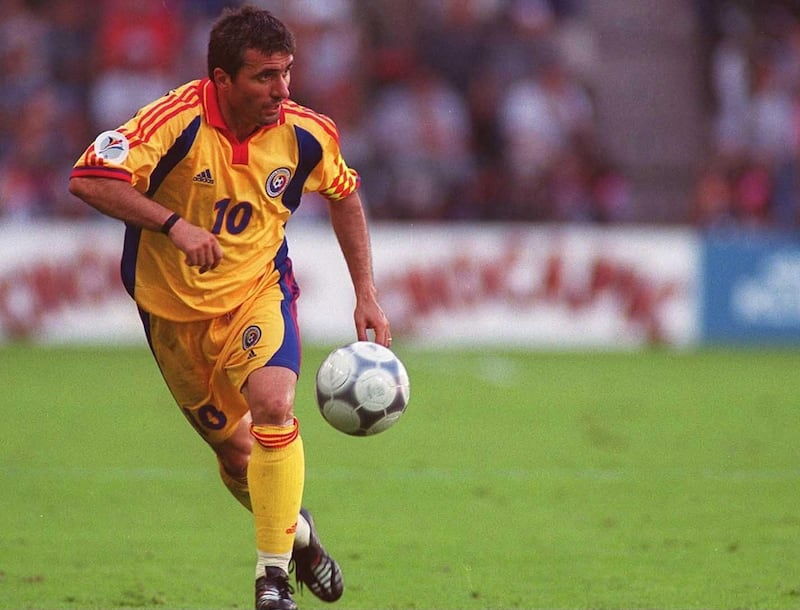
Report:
68,6,391,610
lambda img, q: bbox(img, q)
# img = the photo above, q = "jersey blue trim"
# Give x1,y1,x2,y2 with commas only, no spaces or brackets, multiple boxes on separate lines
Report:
267,238,302,375
121,222,141,298
147,116,202,197
282,126,323,213
137,306,153,351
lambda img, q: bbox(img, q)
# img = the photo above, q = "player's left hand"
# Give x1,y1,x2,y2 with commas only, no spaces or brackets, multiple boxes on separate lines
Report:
355,293,391,348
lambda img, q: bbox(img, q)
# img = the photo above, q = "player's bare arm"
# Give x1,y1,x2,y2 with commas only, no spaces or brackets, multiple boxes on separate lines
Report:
68,177,223,273
327,191,392,347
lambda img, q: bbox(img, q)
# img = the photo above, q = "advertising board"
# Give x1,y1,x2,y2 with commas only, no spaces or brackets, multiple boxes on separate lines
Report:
0,222,700,348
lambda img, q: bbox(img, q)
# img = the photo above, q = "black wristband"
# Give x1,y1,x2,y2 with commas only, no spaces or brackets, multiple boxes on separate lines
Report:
161,212,181,235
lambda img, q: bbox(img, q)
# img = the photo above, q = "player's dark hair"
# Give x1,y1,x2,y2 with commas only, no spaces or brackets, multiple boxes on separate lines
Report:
207,5,296,79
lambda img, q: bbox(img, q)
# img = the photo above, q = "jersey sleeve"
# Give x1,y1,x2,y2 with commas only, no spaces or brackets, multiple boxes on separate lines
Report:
316,139,361,202
70,82,203,194
298,111,360,202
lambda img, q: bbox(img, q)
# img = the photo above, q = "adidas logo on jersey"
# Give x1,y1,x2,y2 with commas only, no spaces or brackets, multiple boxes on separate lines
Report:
192,169,214,184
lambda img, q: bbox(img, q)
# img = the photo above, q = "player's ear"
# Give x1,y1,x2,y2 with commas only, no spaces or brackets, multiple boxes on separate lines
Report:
213,66,232,89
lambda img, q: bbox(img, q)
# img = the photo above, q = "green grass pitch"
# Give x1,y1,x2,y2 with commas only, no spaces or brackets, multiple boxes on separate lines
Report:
1,344,799,609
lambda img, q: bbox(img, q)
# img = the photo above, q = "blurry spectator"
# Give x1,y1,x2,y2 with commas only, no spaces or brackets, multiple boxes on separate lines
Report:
0,0,50,219
1,87,56,220
89,0,183,129
367,62,474,219
696,0,800,229
692,159,735,228
272,0,361,118
732,159,773,225
415,0,493,94
499,46,595,220
0,0,49,156
554,147,632,223
709,2,752,156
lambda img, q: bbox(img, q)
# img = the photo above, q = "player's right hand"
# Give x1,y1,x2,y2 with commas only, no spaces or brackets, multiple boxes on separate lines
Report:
167,219,223,273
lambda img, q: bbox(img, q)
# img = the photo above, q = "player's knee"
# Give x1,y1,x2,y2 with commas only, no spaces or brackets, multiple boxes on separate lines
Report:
249,393,294,425
243,367,297,426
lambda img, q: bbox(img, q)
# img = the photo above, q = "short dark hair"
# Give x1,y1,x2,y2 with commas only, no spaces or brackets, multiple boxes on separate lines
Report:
207,5,296,79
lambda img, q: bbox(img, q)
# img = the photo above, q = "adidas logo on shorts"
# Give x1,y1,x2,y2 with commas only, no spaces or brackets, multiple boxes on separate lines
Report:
193,168,214,184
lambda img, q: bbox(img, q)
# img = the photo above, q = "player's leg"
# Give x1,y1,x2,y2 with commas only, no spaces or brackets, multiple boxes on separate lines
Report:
143,312,258,514
243,367,303,567
225,283,342,607
211,417,317,544
214,414,254,510
143,308,333,606
212,416,342,601
244,365,303,610
222,285,304,610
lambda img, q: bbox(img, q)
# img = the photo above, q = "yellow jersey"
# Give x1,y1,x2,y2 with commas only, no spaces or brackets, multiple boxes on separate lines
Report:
71,78,360,321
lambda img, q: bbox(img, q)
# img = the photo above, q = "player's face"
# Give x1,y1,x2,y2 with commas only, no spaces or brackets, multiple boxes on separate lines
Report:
217,49,293,136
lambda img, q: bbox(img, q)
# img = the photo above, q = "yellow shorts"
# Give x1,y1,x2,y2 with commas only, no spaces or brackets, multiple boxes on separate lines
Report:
140,281,301,445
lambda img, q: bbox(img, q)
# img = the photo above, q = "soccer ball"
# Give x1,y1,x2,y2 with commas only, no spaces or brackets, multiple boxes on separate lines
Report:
315,341,410,436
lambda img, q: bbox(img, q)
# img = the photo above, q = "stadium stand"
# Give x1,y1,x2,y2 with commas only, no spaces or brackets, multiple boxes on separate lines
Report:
2,0,799,227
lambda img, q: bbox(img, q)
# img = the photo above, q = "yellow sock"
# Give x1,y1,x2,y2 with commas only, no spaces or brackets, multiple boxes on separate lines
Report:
218,457,252,511
248,418,305,556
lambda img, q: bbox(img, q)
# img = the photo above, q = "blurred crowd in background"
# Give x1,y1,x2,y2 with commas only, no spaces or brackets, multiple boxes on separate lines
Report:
693,0,800,229
2,0,800,227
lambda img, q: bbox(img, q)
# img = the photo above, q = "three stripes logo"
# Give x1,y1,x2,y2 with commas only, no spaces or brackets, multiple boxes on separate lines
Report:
192,168,214,184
